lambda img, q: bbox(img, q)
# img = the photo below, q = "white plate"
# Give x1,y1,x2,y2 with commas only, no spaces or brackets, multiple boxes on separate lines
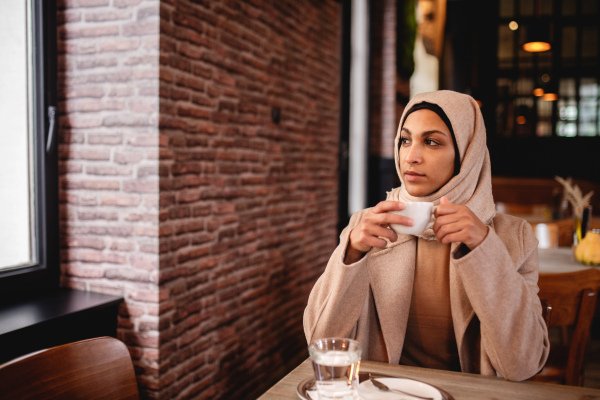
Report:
297,375,453,400
358,377,444,400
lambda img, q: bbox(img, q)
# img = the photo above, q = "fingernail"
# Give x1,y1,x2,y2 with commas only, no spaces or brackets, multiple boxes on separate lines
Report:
408,219,414,226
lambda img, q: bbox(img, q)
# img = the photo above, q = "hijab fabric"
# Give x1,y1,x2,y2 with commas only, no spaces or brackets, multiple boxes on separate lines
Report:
387,90,496,240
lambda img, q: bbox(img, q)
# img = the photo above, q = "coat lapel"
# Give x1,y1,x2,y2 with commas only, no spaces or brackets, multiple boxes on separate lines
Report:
367,237,416,364
449,242,476,372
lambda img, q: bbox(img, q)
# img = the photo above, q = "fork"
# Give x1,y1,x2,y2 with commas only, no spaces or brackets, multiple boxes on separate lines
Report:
369,374,434,400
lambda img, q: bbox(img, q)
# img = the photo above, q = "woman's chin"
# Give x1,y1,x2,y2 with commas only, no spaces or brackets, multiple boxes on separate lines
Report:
405,184,440,197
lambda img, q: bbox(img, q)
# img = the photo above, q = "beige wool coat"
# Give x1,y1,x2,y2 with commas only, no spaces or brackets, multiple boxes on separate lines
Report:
304,91,550,382
303,211,550,381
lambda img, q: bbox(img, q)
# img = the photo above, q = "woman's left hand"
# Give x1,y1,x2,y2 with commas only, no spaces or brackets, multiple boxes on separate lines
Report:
433,196,489,249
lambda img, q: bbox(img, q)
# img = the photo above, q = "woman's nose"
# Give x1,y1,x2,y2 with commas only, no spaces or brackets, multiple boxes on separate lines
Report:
405,144,422,163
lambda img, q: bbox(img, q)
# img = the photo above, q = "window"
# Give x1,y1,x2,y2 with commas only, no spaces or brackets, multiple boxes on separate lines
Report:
0,0,58,300
496,0,600,138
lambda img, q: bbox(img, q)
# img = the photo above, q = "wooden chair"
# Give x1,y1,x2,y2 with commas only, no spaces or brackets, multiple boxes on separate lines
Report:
534,269,600,386
0,337,139,400
540,298,552,328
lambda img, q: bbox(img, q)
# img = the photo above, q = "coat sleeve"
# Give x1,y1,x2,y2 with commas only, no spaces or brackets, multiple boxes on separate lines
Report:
303,210,373,344
452,215,550,381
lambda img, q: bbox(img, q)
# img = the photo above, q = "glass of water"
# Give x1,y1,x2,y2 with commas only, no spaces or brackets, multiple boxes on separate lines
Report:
308,338,362,400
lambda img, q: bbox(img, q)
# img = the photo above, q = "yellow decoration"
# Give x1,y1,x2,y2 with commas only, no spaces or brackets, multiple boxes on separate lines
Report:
575,230,600,266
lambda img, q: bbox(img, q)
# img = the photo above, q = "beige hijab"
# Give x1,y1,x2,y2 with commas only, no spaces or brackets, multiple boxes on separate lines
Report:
387,90,496,240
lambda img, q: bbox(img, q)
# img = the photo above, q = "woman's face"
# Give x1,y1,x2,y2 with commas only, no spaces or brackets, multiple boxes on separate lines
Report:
399,109,456,197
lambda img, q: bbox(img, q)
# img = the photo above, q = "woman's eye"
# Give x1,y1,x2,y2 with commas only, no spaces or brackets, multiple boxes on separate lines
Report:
400,137,410,145
425,138,440,146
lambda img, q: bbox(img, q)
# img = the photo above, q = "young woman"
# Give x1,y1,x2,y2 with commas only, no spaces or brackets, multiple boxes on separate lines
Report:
304,90,549,381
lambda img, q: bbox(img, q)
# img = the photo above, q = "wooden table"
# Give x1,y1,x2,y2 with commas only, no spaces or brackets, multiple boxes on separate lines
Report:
257,359,600,399
538,247,600,273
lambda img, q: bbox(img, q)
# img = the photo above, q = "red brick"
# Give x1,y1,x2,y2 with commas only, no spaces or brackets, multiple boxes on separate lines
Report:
125,212,158,223
130,100,158,114
60,148,111,161
64,265,105,278
86,165,133,176
177,105,210,120
139,86,159,96
177,246,210,263
123,179,158,193
103,115,150,127
88,10,134,23
109,86,135,97
114,151,144,164
99,38,141,52
128,134,161,147
123,21,159,36
62,0,109,7
101,194,141,207
60,25,120,40
88,133,123,145
130,255,159,270
62,179,120,191
78,211,119,220
76,57,118,69
114,0,141,7
137,6,159,20
64,250,127,264
110,240,135,251
140,242,159,254
134,226,159,237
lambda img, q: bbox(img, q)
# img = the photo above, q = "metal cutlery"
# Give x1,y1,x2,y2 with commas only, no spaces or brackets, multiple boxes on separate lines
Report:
369,374,434,400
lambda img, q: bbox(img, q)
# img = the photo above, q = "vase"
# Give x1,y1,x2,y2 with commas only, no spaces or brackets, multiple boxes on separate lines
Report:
573,207,583,246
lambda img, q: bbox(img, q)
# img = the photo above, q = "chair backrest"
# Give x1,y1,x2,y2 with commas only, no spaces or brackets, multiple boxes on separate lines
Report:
538,269,600,386
0,337,139,400
540,298,552,328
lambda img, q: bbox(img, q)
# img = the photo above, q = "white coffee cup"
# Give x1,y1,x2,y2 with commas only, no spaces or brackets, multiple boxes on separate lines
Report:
389,202,435,236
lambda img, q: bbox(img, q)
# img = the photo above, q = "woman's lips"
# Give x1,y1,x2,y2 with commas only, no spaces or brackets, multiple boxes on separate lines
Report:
404,171,424,182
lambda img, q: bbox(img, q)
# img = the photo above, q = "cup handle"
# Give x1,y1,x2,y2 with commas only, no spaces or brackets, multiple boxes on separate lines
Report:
426,206,438,230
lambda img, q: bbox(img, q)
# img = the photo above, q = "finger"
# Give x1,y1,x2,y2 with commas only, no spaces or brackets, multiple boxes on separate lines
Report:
437,230,463,245
364,224,398,242
432,212,463,232
370,212,414,228
354,228,392,249
435,202,462,218
371,201,406,214
433,223,463,243
440,196,451,205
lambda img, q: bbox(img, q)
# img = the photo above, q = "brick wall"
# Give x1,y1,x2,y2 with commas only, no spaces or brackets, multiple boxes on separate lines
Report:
57,0,163,396
369,0,396,159
367,0,398,205
58,0,341,399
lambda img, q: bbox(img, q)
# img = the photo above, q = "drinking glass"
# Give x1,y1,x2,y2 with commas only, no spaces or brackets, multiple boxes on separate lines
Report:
308,338,361,400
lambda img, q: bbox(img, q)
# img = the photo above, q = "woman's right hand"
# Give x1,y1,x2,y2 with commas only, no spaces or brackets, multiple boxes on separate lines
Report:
344,201,414,264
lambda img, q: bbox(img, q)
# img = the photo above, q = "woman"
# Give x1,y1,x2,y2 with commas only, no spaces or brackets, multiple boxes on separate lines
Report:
304,90,549,381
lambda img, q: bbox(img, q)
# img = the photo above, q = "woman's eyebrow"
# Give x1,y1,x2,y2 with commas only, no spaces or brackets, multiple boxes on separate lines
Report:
421,129,449,137
402,127,448,137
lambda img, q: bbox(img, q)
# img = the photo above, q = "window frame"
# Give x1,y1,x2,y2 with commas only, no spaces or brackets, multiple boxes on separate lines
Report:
0,0,58,302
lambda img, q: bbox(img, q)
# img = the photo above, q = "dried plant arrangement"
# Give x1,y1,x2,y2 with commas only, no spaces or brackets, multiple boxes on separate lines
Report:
555,176,594,213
